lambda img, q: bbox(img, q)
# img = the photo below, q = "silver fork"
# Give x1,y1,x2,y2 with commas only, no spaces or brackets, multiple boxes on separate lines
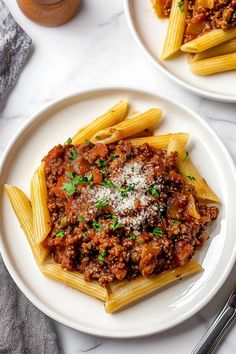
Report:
192,287,236,354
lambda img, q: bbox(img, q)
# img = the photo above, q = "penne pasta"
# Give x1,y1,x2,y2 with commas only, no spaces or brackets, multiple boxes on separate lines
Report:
4,185,48,265
167,137,220,202
181,28,236,53
162,0,188,60
30,163,51,244
90,108,163,144
72,100,128,145
105,260,202,313
127,132,189,149
40,259,108,301
192,39,236,62
189,52,236,76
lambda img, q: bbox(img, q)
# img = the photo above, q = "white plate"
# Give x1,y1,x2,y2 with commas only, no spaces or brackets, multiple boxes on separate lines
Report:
124,0,236,102
1,87,236,338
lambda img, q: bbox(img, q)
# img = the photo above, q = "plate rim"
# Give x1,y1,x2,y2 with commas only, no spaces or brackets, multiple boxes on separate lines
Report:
124,0,236,103
1,86,236,338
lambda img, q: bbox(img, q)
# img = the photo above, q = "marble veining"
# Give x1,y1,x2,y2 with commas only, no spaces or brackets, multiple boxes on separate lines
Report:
0,1,236,353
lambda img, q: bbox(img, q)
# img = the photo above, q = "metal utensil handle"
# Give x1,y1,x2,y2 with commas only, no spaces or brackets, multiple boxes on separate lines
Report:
192,306,236,354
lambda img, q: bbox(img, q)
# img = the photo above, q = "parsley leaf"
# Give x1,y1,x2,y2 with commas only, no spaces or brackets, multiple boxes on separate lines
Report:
173,220,180,225
153,228,163,237
68,150,78,161
129,233,136,240
83,232,87,238
101,166,108,174
97,159,106,167
102,178,116,188
84,139,90,144
183,151,189,161
78,216,84,222
62,181,76,196
67,171,74,179
95,198,109,209
137,239,144,243
149,186,159,197
111,216,122,231
110,154,119,160
98,250,107,262
91,220,103,232
177,0,184,13
187,175,196,181
56,230,64,238
95,135,101,140
87,173,93,185
65,137,72,145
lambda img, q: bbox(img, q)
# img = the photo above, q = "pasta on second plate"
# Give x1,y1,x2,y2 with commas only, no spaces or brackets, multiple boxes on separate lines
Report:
5,100,219,313
152,0,236,75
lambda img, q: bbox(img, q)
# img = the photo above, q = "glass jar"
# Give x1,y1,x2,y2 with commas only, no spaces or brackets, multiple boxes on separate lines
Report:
17,0,81,27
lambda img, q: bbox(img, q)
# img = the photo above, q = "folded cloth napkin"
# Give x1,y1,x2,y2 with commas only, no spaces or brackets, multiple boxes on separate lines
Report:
0,0,32,99
0,256,61,354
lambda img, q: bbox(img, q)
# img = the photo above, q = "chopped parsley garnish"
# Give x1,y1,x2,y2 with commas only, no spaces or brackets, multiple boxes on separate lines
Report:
63,173,90,195
91,220,103,232
173,220,180,225
187,175,196,181
111,216,122,231
137,239,144,243
117,184,135,197
183,151,189,161
95,198,109,209
98,250,107,262
67,171,74,179
78,215,84,222
83,232,87,238
95,135,101,140
62,181,76,196
97,159,106,167
110,154,119,160
87,173,93,185
56,230,64,238
68,150,78,161
84,139,90,144
65,137,72,145
130,233,136,240
153,228,163,237
149,186,159,197
102,178,116,188
177,0,184,13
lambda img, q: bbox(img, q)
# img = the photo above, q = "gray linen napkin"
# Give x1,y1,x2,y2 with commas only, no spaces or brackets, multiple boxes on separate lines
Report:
0,256,61,354
0,0,31,99
0,2,61,353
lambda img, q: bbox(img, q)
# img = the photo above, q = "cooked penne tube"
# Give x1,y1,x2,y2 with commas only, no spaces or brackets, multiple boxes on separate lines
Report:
105,260,202,313
72,100,128,145
162,0,188,60
181,28,236,53
41,260,108,301
167,137,220,202
127,132,189,149
192,39,236,62
30,163,51,244
90,109,163,144
189,52,236,76
4,185,48,265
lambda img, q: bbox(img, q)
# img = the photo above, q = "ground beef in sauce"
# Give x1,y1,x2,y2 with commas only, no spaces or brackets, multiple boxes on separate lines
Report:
154,0,236,42
42,140,218,287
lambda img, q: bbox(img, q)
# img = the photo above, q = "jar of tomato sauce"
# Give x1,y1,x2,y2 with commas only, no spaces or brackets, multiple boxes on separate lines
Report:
17,0,81,27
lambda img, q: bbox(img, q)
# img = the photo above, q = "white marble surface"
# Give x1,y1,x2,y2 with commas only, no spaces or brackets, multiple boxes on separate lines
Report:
1,1,236,353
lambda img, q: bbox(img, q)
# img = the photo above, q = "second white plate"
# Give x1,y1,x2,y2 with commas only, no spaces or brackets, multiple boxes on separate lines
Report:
124,0,236,102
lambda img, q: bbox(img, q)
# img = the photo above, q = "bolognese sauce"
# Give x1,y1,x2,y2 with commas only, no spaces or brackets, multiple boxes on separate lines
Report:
42,140,218,287
154,0,236,43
